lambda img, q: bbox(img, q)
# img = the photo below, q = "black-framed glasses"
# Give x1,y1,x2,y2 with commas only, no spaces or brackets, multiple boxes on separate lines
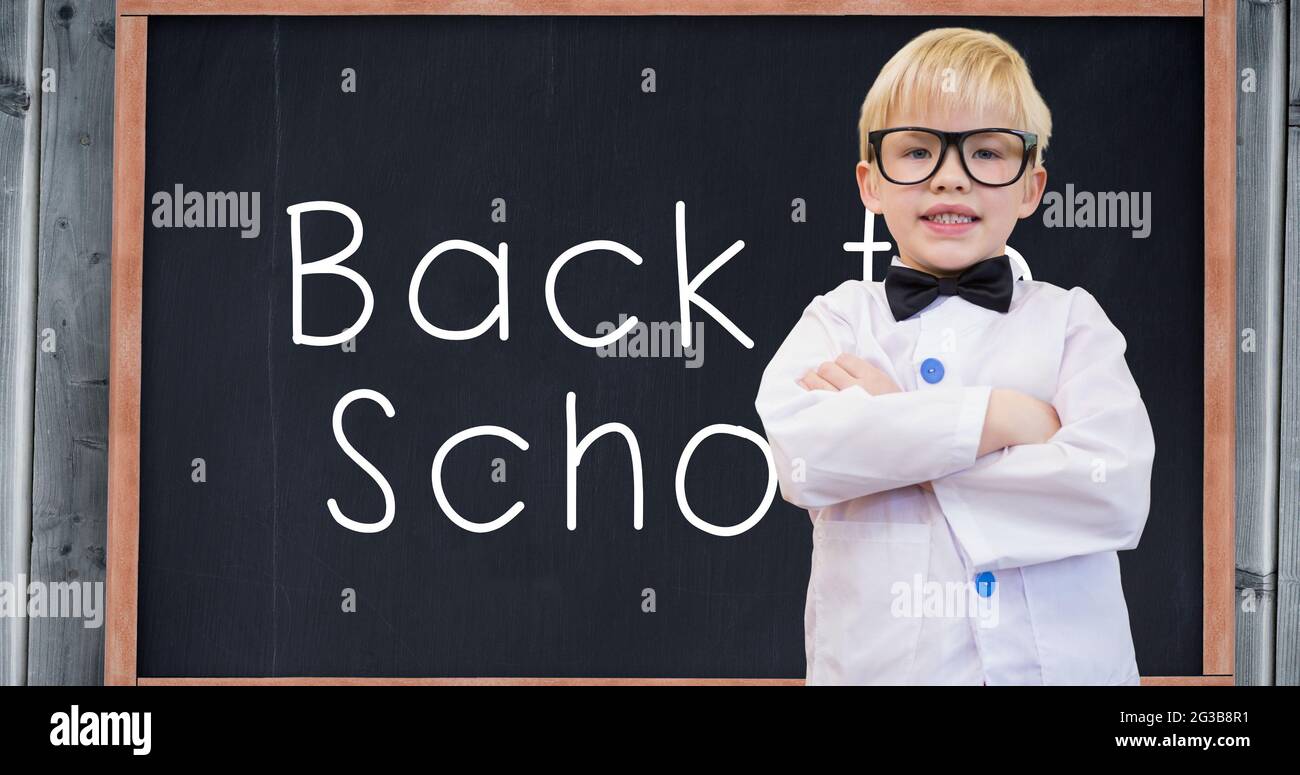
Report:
866,127,1039,187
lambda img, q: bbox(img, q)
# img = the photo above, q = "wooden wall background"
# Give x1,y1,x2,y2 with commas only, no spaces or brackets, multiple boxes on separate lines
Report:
1236,0,1285,686
1278,0,1300,685
2,0,113,686
0,1,1291,685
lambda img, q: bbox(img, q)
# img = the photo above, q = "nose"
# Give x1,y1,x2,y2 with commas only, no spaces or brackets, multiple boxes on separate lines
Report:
928,142,970,193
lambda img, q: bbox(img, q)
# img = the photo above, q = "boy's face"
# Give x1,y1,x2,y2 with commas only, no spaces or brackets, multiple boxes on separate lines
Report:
856,106,1047,278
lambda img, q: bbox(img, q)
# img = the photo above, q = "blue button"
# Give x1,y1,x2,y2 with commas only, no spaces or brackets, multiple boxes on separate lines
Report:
975,571,997,598
920,357,945,384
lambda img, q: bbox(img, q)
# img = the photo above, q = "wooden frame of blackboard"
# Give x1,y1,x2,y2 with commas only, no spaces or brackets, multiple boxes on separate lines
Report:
106,0,1236,686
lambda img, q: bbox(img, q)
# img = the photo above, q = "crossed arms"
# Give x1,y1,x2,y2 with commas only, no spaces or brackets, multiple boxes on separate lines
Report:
753,285,1156,572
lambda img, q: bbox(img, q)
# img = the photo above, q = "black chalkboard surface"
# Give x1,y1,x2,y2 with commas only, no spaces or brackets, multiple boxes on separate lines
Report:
137,14,1203,678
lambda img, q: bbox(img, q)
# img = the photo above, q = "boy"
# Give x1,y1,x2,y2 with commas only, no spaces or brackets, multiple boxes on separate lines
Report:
753,27,1156,685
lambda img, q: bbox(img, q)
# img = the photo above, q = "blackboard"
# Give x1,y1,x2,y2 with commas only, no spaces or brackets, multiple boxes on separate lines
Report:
107,3,1235,684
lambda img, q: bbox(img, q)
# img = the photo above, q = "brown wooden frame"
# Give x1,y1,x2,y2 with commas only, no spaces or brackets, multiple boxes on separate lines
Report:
107,0,1236,686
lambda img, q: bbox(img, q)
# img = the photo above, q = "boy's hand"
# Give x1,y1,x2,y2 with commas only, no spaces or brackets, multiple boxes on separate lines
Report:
797,354,915,487
989,388,1062,447
795,353,902,396
918,391,1060,495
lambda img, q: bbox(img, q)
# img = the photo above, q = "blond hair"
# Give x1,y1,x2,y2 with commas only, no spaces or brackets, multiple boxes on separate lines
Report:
857,28,1052,172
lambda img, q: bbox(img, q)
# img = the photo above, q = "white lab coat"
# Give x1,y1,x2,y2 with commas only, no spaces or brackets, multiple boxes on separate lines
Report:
754,256,1156,685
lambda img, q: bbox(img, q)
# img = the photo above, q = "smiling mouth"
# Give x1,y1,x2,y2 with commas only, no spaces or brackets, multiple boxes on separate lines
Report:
921,213,980,224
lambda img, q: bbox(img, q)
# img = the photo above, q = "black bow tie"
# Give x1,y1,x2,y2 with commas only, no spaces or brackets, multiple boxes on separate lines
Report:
884,255,1015,322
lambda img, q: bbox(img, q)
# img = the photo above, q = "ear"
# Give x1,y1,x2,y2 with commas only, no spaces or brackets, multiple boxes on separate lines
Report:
1017,163,1048,219
856,160,883,214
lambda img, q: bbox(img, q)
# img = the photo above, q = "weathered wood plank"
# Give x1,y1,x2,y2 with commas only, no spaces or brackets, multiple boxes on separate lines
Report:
1280,141,1300,685
1234,0,1285,686
26,0,116,686
1278,1,1300,686
0,0,42,687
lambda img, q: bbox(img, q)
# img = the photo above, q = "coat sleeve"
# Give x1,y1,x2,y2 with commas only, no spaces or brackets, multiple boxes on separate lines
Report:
753,283,994,510
929,288,1156,573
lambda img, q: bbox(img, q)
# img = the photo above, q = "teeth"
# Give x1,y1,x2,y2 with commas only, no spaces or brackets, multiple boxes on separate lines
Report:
926,213,975,224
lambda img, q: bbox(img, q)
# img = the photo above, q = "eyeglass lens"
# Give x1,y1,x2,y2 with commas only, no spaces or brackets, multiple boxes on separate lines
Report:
879,130,1026,185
